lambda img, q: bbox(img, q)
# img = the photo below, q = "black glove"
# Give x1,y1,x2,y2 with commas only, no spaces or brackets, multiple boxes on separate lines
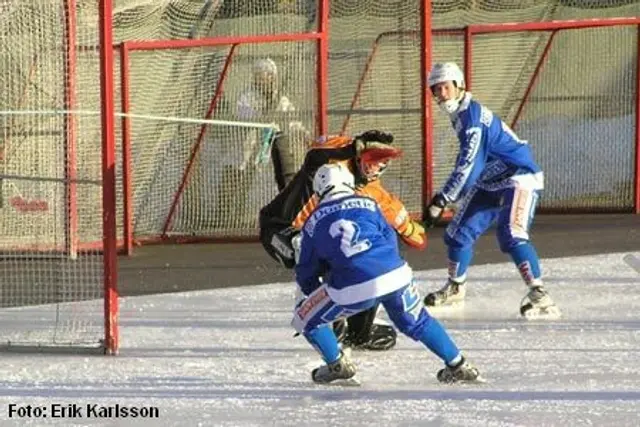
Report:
423,193,447,228
270,226,300,269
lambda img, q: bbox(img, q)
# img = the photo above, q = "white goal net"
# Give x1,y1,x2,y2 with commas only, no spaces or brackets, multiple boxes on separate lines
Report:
0,1,113,352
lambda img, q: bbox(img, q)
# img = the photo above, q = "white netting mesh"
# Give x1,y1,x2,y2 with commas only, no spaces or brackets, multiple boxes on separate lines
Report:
0,1,106,349
123,41,315,240
470,26,636,210
328,1,423,215
114,0,639,245
326,0,638,212
431,0,640,210
3,0,637,303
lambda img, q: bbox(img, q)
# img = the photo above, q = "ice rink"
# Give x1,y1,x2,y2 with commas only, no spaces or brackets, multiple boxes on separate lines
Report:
0,251,639,426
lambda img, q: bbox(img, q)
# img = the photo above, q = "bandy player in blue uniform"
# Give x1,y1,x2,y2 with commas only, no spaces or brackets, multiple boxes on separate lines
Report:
291,163,481,385
422,62,561,319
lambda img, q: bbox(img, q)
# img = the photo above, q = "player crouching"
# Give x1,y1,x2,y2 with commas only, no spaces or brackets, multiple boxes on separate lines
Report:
292,164,482,385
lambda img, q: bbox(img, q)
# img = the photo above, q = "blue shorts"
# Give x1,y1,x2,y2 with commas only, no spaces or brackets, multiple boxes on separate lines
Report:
292,280,432,341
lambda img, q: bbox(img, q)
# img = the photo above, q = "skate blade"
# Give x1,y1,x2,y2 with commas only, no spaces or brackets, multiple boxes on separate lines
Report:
521,305,562,320
315,377,361,387
470,375,488,384
425,300,465,313
439,375,488,385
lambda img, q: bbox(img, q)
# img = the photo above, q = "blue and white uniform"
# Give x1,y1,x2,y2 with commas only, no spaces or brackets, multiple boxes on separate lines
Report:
442,92,544,284
292,193,460,366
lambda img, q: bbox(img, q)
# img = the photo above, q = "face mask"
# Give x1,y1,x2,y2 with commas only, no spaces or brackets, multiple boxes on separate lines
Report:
438,97,460,114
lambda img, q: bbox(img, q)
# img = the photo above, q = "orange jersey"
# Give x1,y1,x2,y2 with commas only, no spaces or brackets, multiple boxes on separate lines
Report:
292,176,426,250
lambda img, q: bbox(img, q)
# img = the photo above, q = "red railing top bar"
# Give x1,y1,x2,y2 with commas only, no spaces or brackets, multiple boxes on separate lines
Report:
124,32,322,51
435,17,640,35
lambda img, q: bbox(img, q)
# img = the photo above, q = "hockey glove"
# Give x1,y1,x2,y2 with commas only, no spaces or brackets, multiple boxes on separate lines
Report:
423,193,447,228
398,220,427,250
270,226,300,269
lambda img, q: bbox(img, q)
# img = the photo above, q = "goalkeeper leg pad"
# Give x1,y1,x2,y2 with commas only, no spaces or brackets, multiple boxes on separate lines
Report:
342,306,397,351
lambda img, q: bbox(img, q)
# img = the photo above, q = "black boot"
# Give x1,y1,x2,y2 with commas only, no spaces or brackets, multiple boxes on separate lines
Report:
342,306,397,351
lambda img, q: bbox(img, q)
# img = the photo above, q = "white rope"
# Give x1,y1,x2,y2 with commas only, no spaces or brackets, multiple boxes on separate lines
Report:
0,110,280,131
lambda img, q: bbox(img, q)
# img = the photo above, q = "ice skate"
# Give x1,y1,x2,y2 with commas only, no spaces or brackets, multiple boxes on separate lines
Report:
424,279,466,307
520,286,561,320
311,350,359,386
436,357,484,384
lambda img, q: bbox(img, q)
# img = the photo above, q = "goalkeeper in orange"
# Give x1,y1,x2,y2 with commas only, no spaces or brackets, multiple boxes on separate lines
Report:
259,130,426,351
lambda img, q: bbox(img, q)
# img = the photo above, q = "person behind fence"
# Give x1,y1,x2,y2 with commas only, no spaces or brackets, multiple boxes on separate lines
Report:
259,130,426,352
215,57,309,225
422,62,561,320
291,163,482,385
236,56,309,191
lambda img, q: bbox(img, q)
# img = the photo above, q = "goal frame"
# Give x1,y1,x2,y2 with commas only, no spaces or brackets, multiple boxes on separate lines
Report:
114,1,432,253
99,0,119,355
424,18,640,215
103,6,640,257
459,17,640,214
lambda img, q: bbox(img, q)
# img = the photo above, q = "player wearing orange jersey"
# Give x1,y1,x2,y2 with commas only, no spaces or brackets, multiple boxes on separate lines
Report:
259,130,426,351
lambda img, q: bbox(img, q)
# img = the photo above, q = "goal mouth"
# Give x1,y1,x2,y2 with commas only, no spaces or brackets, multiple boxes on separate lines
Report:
116,35,319,252
0,298,111,354
118,113,285,244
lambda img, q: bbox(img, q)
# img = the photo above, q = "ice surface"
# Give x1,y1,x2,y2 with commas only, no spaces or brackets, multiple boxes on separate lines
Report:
0,252,638,426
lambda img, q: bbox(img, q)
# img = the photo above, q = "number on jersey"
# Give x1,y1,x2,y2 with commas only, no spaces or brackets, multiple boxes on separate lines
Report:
329,219,371,258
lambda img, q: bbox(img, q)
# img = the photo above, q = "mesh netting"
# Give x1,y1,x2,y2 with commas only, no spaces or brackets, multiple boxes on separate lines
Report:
3,1,636,300
116,0,639,243
430,0,640,210
472,26,636,210
0,1,106,350
327,0,638,212
328,1,423,215
122,40,316,240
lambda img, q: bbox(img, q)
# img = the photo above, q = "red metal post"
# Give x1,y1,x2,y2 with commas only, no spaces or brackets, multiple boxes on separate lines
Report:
470,17,640,34
510,30,558,130
316,0,329,137
162,45,238,236
98,0,119,355
635,25,640,214
119,43,133,255
64,0,78,258
421,0,433,206
126,32,322,51
464,26,472,91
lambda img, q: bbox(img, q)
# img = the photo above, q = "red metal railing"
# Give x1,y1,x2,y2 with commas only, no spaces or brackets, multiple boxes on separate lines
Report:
465,17,640,214
98,0,119,355
119,19,330,250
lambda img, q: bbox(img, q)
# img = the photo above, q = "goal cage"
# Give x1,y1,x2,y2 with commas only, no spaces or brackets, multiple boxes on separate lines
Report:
1,1,640,354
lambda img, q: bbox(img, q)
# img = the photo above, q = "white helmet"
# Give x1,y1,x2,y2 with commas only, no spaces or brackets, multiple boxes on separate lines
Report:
427,62,466,115
313,163,355,201
253,57,278,76
427,62,464,89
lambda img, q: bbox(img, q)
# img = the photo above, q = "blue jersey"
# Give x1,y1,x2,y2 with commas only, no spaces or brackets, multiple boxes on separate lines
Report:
296,194,412,306
442,92,542,203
